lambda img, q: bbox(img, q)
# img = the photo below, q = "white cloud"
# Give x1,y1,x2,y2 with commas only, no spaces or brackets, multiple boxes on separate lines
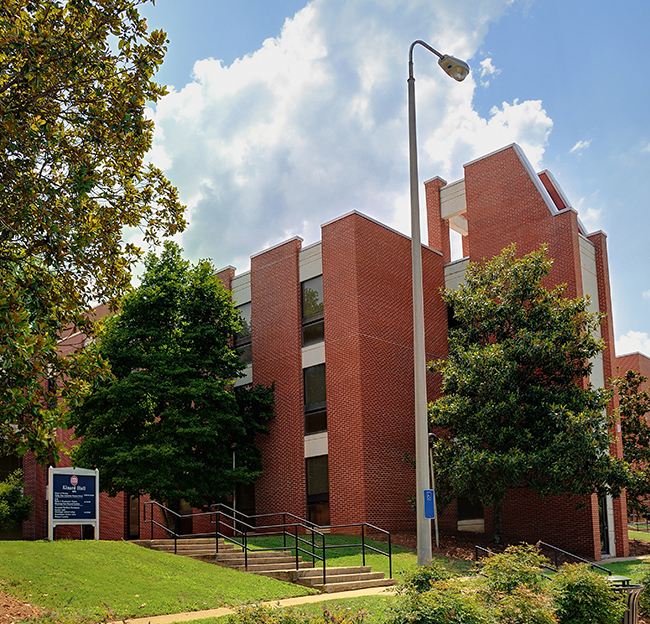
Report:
643,290,650,299
478,57,501,86
616,331,650,357
642,142,650,153
573,195,602,232
570,139,591,154
148,0,554,271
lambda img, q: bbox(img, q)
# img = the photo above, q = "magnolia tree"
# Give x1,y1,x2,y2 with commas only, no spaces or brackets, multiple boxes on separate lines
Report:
0,0,185,460
429,244,629,543
614,370,650,518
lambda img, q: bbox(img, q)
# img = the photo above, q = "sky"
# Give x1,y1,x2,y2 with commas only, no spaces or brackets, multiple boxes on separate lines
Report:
137,0,650,359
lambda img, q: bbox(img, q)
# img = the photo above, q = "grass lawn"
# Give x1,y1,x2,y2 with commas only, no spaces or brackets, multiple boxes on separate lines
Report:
243,534,472,578
629,529,650,543
601,559,649,583
0,540,314,622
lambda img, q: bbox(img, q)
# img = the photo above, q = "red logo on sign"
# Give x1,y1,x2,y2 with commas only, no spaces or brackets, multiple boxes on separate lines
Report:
70,476,78,486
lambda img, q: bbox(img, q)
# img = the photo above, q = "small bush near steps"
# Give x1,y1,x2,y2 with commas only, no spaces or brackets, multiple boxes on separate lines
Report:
387,544,628,624
552,563,626,624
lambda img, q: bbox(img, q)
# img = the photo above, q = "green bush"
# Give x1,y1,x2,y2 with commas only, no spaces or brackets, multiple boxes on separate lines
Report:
480,544,549,594
0,469,33,531
552,564,626,624
389,578,494,624
397,560,454,593
494,586,557,624
227,604,367,624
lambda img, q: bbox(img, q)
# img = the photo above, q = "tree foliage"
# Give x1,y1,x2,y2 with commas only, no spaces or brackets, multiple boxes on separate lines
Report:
429,244,629,543
0,0,186,460
0,469,33,531
613,369,650,518
69,243,274,509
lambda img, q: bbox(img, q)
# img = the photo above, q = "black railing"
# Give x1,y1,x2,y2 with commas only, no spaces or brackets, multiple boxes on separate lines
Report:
474,541,612,576
142,502,392,584
143,502,220,555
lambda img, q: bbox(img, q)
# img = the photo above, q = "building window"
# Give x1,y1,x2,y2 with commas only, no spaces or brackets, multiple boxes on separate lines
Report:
235,302,252,364
302,275,324,346
304,363,327,434
447,304,462,330
306,455,330,525
457,496,484,533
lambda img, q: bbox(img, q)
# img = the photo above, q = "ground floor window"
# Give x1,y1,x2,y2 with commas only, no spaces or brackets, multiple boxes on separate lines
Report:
306,455,329,525
457,496,484,533
128,495,140,540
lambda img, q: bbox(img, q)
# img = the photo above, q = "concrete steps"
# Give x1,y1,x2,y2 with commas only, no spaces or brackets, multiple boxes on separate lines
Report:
134,537,395,592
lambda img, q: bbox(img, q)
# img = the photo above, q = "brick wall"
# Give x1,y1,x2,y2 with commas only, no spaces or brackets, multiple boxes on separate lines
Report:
615,353,650,390
322,212,447,531
250,238,307,518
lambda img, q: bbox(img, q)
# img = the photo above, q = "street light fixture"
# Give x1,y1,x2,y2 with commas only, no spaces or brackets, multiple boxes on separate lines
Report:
408,40,469,566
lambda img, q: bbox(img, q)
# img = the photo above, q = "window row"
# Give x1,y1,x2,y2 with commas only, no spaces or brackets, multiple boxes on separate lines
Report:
234,274,325,363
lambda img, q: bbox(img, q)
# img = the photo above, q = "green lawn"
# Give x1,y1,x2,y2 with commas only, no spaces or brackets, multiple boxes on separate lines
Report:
601,559,649,583
629,529,650,543
242,533,471,578
0,540,313,622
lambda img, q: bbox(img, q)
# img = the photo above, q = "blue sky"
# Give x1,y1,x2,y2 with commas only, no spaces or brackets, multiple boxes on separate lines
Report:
139,0,650,358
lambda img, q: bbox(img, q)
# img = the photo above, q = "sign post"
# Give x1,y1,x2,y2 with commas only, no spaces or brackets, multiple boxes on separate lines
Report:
48,467,99,541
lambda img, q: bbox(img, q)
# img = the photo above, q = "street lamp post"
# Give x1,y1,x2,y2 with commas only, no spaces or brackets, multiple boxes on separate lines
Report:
408,40,469,566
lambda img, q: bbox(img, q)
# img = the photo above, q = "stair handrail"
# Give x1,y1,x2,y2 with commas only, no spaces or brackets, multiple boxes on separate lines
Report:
144,500,392,587
475,541,612,577
143,501,222,554
212,503,392,579
537,540,612,575
213,507,328,585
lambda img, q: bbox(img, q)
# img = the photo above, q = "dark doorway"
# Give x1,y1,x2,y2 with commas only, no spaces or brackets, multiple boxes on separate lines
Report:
175,500,193,535
127,495,140,539
306,455,330,525
598,496,610,555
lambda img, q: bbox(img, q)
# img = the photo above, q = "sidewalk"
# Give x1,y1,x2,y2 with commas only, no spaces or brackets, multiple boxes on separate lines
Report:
115,586,397,624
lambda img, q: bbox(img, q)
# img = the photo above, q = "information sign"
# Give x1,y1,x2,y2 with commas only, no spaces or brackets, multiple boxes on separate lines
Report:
48,467,99,540
52,473,96,520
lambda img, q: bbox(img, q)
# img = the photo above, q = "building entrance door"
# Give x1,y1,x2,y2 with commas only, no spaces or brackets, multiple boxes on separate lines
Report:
598,496,610,555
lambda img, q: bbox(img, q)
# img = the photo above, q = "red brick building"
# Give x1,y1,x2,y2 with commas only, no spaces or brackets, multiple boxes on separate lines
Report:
7,143,633,559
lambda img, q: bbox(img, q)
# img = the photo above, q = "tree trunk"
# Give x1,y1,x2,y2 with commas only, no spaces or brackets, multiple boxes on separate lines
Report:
493,499,503,544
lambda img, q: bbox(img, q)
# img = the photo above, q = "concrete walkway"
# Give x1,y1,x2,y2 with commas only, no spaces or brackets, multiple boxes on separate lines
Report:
114,586,397,624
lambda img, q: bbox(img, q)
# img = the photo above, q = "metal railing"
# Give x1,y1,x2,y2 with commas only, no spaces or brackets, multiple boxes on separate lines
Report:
142,502,393,584
474,541,612,576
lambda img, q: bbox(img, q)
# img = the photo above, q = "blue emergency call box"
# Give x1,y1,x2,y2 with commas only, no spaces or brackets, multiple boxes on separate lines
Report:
424,489,435,519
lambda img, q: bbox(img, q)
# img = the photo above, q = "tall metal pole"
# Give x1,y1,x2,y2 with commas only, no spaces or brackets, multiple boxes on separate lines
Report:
408,41,469,566
408,42,432,566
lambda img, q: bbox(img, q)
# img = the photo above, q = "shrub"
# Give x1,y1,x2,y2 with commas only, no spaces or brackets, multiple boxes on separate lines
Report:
552,564,626,624
0,469,33,531
388,578,494,624
480,544,549,594
398,560,454,593
495,586,557,624
227,604,367,624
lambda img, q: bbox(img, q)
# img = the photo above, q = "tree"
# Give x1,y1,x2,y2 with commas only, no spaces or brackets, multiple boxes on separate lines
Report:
0,469,33,531
68,243,274,510
429,244,629,543
0,0,186,461
613,369,650,518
